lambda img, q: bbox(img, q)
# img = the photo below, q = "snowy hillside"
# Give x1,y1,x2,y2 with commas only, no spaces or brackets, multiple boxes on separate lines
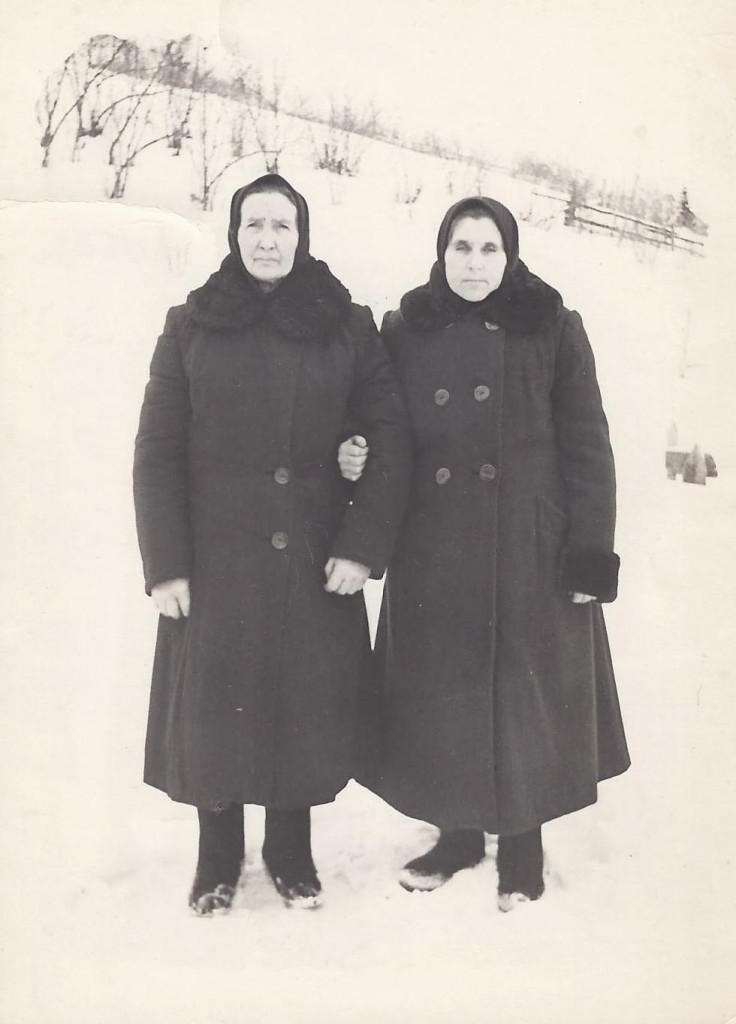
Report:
1,65,736,1024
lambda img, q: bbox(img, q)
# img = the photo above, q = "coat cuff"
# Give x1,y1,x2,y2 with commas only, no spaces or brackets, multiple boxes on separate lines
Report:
143,551,192,596
328,538,386,581
561,549,620,603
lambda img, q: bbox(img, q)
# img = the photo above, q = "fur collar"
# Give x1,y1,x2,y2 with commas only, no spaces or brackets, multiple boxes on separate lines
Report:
184,253,353,342
400,259,563,334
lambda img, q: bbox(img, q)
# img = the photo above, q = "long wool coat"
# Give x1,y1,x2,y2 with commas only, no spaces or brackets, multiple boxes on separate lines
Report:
134,269,412,811
358,303,630,836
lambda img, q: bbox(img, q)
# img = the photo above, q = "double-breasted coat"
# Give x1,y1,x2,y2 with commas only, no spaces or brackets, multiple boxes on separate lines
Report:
357,302,630,836
134,256,412,810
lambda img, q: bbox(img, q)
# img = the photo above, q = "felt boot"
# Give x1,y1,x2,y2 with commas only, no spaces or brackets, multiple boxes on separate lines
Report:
496,826,544,912
189,803,244,916
399,829,486,892
262,807,323,909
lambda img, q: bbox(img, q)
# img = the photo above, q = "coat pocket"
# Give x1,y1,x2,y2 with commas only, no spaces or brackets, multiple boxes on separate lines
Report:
536,495,569,536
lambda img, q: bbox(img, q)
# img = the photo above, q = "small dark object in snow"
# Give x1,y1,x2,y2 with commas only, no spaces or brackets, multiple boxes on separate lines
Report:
666,446,717,484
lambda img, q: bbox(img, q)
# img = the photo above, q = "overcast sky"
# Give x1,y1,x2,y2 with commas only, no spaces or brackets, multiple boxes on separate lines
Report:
220,0,732,193
2,0,735,217
219,0,735,210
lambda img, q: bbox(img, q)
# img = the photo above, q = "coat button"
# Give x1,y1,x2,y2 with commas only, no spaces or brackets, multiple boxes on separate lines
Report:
274,467,291,484
435,467,451,485
271,531,289,549
479,463,496,481
474,385,490,402
484,321,500,331
434,388,450,406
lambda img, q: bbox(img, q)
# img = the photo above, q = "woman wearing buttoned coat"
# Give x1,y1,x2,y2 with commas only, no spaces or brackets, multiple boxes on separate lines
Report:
134,174,412,915
341,196,630,909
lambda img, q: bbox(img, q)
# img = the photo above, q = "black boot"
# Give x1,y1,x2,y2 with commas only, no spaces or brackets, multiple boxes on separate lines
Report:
189,803,244,916
399,829,486,892
262,807,322,909
496,826,544,911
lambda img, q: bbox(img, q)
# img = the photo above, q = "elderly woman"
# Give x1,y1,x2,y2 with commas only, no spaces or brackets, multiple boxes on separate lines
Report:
134,174,411,915
341,196,630,910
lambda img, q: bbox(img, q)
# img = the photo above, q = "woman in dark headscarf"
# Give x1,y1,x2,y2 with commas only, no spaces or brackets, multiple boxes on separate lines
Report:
134,174,412,915
341,196,630,910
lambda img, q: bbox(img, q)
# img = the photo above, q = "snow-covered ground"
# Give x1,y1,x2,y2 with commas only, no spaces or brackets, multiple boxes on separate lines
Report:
2,81,736,1024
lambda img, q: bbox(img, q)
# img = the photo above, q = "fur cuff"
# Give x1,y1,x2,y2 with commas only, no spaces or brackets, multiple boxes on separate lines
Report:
561,549,620,603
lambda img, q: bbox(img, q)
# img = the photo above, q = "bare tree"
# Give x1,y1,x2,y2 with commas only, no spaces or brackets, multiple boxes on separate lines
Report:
107,107,170,199
36,65,71,168
104,41,190,198
35,35,130,167
188,89,269,210
64,36,197,175
395,171,423,212
233,62,307,174
311,97,379,177
161,38,202,155
259,70,286,173
163,81,196,157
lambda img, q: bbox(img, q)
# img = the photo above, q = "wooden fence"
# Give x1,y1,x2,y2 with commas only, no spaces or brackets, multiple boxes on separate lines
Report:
532,192,706,256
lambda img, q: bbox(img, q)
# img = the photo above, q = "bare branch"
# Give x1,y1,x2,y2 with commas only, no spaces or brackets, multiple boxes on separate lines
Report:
104,40,196,198
36,36,130,166
209,148,279,192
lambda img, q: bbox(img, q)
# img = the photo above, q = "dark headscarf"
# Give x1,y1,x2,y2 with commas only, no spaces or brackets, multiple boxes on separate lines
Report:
401,196,562,333
435,196,520,273
227,173,311,273
184,174,352,342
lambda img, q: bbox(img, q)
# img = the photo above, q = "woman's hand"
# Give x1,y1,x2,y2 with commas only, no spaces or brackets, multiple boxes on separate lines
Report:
570,592,595,604
324,558,370,595
151,578,191,618
338,435,369,481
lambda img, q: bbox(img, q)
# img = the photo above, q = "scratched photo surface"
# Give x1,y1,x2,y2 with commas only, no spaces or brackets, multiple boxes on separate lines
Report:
1,1,735,1021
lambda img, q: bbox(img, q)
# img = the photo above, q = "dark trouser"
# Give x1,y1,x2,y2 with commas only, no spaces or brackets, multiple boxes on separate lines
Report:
496,826,544,896
194,803,245,891
262,807,317,881
194,804,315,889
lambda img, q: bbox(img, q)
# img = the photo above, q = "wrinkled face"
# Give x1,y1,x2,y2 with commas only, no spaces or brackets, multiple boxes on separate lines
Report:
444,214,507,301
237,191,299,289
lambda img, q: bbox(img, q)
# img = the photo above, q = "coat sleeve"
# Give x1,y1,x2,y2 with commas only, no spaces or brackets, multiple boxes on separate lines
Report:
552,310,620,602
329,308,413,579
133,306,193,594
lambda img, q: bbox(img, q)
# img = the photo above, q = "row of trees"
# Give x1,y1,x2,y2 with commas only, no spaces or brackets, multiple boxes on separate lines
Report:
37,33,701,228
35,34,386,206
